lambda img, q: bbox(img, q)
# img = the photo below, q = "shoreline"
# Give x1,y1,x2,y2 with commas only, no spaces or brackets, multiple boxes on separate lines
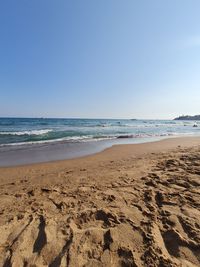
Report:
0,136,200,171
0,135,168,167
1,135,200,168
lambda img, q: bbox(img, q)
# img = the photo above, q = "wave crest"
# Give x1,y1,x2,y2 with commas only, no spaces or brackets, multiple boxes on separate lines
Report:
0,129,52,136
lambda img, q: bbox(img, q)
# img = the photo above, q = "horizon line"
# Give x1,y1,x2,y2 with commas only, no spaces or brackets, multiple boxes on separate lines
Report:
0,116,176,120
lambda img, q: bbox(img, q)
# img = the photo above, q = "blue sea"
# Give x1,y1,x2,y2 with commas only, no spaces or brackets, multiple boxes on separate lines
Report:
0,117,200,146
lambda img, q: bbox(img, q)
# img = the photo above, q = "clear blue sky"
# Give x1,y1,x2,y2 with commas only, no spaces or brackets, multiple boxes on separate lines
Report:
0,0,200,119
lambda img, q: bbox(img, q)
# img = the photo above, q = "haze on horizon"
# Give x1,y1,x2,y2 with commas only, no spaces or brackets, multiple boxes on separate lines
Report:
1,0,200,120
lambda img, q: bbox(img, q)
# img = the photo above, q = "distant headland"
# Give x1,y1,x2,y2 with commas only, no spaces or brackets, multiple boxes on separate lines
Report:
174,115,200,120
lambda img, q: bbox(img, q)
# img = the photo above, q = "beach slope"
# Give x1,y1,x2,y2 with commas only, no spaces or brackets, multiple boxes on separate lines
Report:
0,137,200,266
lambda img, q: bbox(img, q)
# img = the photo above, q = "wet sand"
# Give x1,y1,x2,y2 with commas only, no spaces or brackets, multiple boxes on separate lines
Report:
0,136,165,167
0,137,200,266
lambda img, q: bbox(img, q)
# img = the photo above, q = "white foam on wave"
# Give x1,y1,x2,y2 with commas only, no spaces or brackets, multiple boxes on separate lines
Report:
0,134,115,147
0,132,197,147
0,129,53,136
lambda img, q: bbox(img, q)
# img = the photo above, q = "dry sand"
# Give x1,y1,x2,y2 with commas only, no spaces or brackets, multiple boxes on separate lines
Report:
0,137,200,267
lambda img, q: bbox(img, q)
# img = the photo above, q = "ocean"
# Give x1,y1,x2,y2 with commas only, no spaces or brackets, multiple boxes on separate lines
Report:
0,118,200,166
0,117,200,146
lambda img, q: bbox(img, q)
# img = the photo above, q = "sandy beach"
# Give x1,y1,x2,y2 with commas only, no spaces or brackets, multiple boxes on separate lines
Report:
0,137,200,267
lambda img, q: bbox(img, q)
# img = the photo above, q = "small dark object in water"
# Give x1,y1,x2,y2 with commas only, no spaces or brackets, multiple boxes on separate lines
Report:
117,135,133,139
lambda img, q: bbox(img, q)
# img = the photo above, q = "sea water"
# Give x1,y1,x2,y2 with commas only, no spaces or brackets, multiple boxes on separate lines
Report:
1,118,200,166
0,118,200,146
